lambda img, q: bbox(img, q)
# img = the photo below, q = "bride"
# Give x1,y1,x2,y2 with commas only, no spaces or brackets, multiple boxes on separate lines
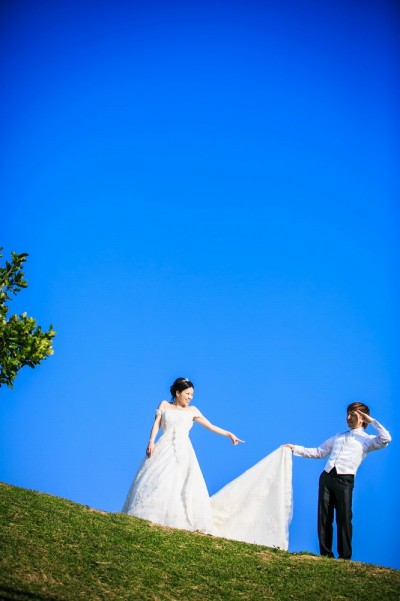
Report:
122,377,292,550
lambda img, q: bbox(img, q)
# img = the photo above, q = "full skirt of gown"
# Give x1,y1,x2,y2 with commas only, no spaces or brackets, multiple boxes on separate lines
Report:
122,409,213,533
122,409,292,549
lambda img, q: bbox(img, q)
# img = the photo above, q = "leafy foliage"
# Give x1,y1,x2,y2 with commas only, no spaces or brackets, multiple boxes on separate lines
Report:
0,247,56,389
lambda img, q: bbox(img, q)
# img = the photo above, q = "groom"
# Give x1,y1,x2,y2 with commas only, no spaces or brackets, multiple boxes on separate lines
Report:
284,402,391,560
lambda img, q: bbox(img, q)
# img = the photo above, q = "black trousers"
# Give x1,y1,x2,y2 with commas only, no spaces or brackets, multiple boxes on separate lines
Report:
318,468,354,560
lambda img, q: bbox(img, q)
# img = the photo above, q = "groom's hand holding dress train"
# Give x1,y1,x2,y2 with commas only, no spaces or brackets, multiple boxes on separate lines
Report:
284,401,391,560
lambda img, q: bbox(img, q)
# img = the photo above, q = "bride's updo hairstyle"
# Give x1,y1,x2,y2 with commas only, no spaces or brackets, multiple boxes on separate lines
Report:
170,377,194,401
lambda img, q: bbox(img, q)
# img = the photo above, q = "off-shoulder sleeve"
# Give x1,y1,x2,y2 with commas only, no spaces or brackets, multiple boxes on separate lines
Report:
155,409,162,416
192,408,204,419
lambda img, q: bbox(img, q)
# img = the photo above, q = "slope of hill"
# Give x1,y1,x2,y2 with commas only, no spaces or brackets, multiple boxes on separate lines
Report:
0,481,399,600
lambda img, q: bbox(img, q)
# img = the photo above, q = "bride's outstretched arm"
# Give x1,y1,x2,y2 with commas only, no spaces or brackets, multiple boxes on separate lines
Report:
194,415,245,445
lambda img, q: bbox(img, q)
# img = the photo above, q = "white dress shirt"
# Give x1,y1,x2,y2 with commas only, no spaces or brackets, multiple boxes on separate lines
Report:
293,419,391,475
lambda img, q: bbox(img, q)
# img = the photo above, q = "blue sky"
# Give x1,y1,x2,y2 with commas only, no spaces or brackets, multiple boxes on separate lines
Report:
1,0,399,570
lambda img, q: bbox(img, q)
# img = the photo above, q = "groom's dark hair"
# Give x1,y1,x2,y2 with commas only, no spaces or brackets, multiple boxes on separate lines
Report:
347,401,370,429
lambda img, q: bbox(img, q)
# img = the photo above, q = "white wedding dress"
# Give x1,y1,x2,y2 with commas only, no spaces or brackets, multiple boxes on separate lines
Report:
122,408,293,550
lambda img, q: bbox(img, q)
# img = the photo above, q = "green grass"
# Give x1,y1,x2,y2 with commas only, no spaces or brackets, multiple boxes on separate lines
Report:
0,482,399,601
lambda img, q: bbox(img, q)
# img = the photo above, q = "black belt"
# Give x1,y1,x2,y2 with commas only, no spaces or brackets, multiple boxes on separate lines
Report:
328,467,354,477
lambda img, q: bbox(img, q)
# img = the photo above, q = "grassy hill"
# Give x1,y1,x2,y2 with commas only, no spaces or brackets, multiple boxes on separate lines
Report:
0,482,399,601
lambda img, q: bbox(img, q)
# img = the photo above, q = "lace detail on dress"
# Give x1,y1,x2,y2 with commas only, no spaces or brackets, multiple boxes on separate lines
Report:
154,407,202,419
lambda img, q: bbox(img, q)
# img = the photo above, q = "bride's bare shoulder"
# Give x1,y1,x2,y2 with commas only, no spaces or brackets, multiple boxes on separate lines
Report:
158,400,170,409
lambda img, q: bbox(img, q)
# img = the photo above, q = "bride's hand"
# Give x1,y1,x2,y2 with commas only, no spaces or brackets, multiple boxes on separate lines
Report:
229,433,245,445
146,442,155,457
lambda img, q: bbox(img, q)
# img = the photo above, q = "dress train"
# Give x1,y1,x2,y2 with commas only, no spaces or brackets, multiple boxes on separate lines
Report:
211,447,292,549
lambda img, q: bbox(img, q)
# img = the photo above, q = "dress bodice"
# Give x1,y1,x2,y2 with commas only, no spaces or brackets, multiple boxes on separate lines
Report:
158,409,199,436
